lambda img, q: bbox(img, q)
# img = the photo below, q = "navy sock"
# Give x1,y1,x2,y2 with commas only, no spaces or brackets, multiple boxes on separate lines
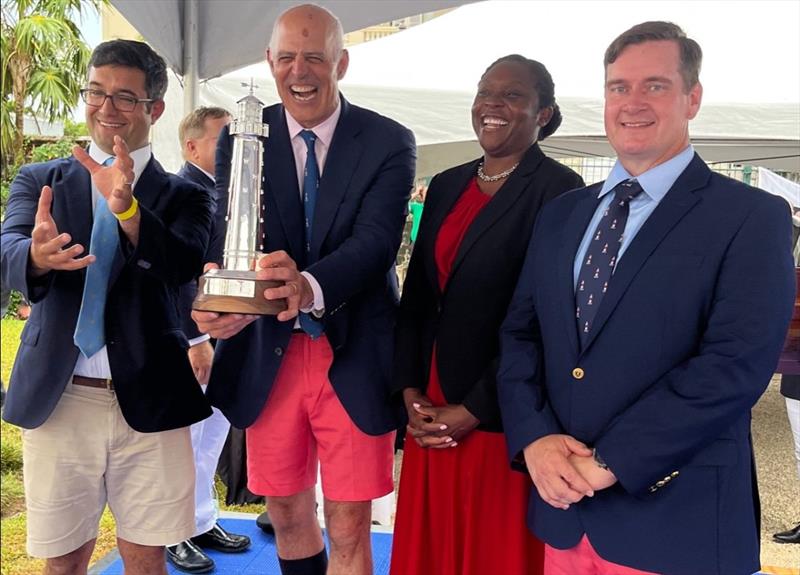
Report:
278,548,328,575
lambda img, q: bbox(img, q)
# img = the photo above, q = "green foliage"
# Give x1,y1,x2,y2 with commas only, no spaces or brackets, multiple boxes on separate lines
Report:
2,290,24,318
0,472,25,519
63,117,87,137
1,319,23,385
28,137,75,163
1,0,106,168
0,439,22,475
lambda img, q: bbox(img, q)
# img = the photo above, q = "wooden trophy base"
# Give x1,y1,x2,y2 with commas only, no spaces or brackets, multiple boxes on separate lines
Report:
193,269,287,315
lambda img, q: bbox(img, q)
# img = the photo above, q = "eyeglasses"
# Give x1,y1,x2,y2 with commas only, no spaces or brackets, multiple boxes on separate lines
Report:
80,89,155,112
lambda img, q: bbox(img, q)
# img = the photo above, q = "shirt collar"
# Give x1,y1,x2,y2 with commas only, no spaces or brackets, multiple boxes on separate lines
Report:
285,99,342,148
88,141,151,187
599,145,695,203
188,161,215,183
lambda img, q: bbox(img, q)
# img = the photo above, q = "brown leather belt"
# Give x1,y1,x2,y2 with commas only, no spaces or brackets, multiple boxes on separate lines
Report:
72,375,114,390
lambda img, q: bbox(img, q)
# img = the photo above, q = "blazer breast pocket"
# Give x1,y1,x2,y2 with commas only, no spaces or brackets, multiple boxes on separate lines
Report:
652,252,705,269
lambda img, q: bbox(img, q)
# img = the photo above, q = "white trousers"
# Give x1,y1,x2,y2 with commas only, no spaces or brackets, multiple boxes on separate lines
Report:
190,401,231,536
786,397,800,480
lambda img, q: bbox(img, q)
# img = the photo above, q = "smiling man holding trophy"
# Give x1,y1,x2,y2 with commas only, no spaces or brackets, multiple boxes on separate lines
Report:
191,4,416,575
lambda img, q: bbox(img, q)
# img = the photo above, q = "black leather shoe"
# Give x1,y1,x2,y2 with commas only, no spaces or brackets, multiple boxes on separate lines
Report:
166,540,214,573
192,522,251,552
773,523,800,544
256,510,275,534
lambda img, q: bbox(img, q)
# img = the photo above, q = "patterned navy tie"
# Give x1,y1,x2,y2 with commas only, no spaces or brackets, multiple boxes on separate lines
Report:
298,130,323,338
575,179,643,346
74,157,119,357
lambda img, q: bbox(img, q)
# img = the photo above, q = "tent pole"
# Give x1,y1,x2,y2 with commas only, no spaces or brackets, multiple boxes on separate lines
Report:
183,0,199,114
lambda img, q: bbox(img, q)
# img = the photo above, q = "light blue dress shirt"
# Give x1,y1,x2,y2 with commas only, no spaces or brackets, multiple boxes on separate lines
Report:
573,145,696,288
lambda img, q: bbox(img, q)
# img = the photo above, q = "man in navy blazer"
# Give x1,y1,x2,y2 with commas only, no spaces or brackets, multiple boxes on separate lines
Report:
192,5,415,575
166,106,254,573
498,22,794,575
1,41,213,574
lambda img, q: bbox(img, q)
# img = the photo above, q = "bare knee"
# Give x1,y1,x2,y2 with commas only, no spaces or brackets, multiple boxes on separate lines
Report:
116,539,167,575
43,539,95,575
267,490,318,533
324,500,371,549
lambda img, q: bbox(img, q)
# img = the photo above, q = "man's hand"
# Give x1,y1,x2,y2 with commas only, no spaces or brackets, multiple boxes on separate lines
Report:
257,250,313,322
187,341,214,386
568,452,618,492
191,263,259,339
29,185,95,277
411,402,479,448
523,434,595,510
72,135,136,215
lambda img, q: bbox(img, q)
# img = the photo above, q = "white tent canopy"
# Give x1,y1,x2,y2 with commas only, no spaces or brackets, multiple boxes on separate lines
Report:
112,0,798,175
151,77,800,177
110,0,471,101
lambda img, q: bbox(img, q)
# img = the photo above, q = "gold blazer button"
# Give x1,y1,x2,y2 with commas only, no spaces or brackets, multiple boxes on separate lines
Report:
572,368,585,380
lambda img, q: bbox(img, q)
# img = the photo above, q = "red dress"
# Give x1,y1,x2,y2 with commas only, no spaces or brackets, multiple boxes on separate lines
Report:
390,180,544,575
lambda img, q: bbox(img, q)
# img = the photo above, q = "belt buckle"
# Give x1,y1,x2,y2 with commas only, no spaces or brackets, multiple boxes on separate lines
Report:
104,378,113,391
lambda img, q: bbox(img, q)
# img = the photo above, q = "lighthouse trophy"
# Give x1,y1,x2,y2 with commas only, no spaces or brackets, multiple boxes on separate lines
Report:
193,87,286,315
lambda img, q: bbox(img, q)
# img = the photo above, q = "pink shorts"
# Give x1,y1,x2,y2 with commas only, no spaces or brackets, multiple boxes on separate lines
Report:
246,334,394,501
545,535,660,575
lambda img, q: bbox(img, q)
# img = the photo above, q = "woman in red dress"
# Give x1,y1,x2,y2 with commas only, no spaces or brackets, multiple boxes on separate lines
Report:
390,55,584,575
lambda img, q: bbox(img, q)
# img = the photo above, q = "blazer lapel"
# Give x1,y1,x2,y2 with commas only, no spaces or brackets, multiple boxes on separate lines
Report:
265,108,304,261
559,186,602,356
421,162,476,296
449,145,546,280
310,97,360,262
56,157,93,252
580,155,709,352
107,157,167,285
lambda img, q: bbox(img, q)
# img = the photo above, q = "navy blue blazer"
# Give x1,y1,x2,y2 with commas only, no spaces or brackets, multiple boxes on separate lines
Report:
498,154,795,575
1,155,214,432
176,162,216,340
206,96,416,435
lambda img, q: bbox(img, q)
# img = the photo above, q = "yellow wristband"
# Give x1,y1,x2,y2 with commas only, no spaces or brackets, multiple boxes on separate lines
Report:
114,197,139,221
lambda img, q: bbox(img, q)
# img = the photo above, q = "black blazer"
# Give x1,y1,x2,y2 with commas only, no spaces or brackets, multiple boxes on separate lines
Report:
393,144,583,431
176,162,215,340
1,155,214,432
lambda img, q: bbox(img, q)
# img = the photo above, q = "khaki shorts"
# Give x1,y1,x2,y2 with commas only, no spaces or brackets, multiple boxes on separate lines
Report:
22,382,195,558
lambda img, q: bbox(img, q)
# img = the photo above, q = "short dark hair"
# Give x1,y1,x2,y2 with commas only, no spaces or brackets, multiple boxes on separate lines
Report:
483,54,562,141
604,21,702,91
88,40,168,101
179,106,231,147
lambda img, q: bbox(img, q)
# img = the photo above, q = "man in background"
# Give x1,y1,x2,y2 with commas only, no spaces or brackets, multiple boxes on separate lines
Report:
166,106,252,574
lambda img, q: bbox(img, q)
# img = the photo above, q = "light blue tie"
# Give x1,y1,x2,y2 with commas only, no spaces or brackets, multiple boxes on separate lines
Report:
298,130,323,339
74,157,119,357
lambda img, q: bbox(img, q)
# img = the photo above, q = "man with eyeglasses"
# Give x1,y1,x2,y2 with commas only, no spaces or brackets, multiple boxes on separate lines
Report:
1,39,214,575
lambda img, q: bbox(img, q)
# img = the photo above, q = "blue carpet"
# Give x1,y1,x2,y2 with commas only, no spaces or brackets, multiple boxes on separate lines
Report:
96,517,393,575
94,517,775,575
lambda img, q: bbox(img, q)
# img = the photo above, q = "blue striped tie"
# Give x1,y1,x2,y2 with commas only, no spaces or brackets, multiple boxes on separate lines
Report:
74,157,119,357
298,130,323,339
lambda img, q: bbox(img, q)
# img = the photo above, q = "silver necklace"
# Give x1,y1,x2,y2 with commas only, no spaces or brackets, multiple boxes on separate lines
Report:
477,161,519,182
